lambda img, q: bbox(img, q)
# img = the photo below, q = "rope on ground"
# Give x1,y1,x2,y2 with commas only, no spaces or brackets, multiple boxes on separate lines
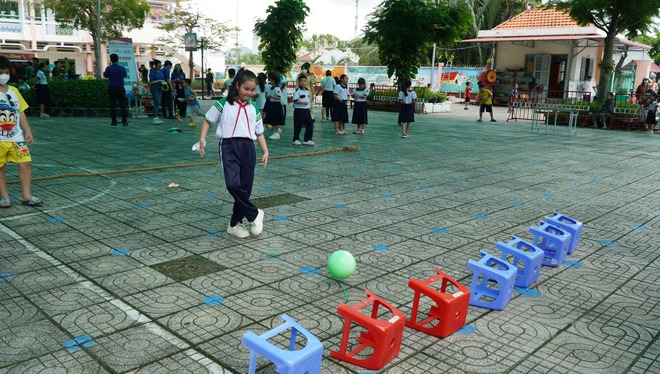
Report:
7,146,360,184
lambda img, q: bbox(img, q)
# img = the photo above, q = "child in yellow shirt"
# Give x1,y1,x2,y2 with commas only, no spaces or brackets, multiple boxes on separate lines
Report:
477,84,496,122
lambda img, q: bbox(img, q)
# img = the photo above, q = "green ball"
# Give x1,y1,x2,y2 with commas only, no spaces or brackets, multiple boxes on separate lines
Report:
327,250,356,279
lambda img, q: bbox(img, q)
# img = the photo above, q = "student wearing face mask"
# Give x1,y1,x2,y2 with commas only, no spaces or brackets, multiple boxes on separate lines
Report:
0,56,44,208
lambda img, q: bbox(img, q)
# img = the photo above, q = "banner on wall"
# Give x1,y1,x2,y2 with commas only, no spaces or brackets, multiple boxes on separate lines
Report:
107,37,139,93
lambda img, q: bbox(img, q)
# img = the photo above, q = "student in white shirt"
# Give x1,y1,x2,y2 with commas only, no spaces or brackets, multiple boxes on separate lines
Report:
332,74,349,135
198,68,269,238
292,74,314,145
398,79,417,138
264,72,284,139
351,77,369,134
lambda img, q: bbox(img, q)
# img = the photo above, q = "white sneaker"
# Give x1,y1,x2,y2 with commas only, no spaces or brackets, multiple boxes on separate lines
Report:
293,140,302,145
276,128,282,133
152,118,164,125
250,209,264,236
40,113,50,118
227,223,250,238
269,132,280,140
302,140,315,146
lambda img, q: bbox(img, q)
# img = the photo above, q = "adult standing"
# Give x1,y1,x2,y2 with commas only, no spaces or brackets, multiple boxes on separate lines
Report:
103,53,128,126
25,57,38,83
636,78,649,102
318,70,335,121
580,76,596,102
148,59,166,125
161,60,174,119
51,61,63,79
138,64,149,83
34,63,50,118
205,68,214,97
296,62,317,121
171,63,186,120
67,62,77,80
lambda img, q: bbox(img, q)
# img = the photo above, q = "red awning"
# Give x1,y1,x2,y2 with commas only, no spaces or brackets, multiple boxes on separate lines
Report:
0,52,35,61
462,34,603,43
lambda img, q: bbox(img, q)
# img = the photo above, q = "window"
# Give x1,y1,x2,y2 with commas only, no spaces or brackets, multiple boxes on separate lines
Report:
0,0,20,20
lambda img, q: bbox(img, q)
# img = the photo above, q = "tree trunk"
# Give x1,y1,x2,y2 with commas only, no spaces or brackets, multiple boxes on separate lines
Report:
597,29,616,104
188,50,194,80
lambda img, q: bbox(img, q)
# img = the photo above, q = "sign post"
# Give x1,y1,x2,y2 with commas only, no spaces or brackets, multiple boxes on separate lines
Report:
107,37,138,93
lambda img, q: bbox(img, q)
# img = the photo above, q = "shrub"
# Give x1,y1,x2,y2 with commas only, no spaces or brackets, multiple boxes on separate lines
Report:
48,79,110,108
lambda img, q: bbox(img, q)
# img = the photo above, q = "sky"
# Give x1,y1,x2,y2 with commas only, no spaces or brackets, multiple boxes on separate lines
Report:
190,0,383,52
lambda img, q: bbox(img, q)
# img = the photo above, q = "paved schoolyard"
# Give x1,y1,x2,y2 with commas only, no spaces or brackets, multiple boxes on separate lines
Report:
1,99,658,373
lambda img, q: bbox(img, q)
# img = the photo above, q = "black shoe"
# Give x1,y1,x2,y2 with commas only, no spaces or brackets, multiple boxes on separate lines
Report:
111,123,117,126
122,122,129,126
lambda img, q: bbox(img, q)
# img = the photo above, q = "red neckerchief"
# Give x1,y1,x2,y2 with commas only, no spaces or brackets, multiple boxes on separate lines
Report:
230,100,251,139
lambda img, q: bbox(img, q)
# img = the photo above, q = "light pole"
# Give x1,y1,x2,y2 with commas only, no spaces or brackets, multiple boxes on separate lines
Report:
95,0,102,79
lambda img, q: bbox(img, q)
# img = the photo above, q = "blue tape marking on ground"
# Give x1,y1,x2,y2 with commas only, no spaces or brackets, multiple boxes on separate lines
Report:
653,212,660,217
84,186,97,190
629,225,648,230
512,202,525,207
300,267,320,275
592,178,602,182
0,273,14,281
275,216,290,221
511,166,521,170
134,205,150,210
203,295,225,306
111,249,131,255
309,178,320,182
611,172,620,176
543,193,555,198
385,166,396,170
48,217,64,223
63,335,94,351
260,186,272,190
351,172,360,176
420,185,432,189
455,178,465,182
456,325,477,334
204,230,221,236
564,260,583,268
372,244,389,251
335,204,348,208
599,240,619,247
380,194,393,198
266,253,280,259
148,178,161,182
569,185,579,189
475,214,489,219
515,287,541,296
431,227,448,234
203,194,217,198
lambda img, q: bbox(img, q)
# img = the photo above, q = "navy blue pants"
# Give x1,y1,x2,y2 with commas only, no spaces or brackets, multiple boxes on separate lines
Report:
293,108,314,142
221,138,259,226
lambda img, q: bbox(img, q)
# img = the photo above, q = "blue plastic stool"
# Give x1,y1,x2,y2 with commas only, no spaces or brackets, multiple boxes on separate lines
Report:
467,251,517,310
496,236,544,288
529,221,572,267
545,212,583,254
242,314,323,374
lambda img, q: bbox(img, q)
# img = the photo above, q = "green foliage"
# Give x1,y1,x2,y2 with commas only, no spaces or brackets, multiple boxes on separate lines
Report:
364,0,472,87
550,0,660,103
301,34,343,52
589,101,602,112
638,34,660,65
42,0,149,41
23,79,110,109
157,5,236,78
254,0,310,73
347,38,381,66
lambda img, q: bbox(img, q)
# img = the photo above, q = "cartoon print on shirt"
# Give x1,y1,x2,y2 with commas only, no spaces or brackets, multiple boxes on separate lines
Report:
0,94,18,137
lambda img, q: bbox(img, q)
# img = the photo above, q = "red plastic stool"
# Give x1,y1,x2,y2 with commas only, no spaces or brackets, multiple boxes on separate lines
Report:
330,290,405,371
405,268,470,338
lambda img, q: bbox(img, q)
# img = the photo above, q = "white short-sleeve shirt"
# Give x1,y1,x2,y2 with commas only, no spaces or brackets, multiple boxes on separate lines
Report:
333,84,349,101
353,87,369,102
292,87,311,109
204,98,264,140
398,90,417,104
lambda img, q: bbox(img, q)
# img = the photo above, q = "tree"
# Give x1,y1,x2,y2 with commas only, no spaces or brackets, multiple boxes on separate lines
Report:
301,34,343,53
347,38,381,66
157,6,236,79
551,0,660,103
42,0,150,78
364,0,472,86
254,0,309,74
637,33,660,66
